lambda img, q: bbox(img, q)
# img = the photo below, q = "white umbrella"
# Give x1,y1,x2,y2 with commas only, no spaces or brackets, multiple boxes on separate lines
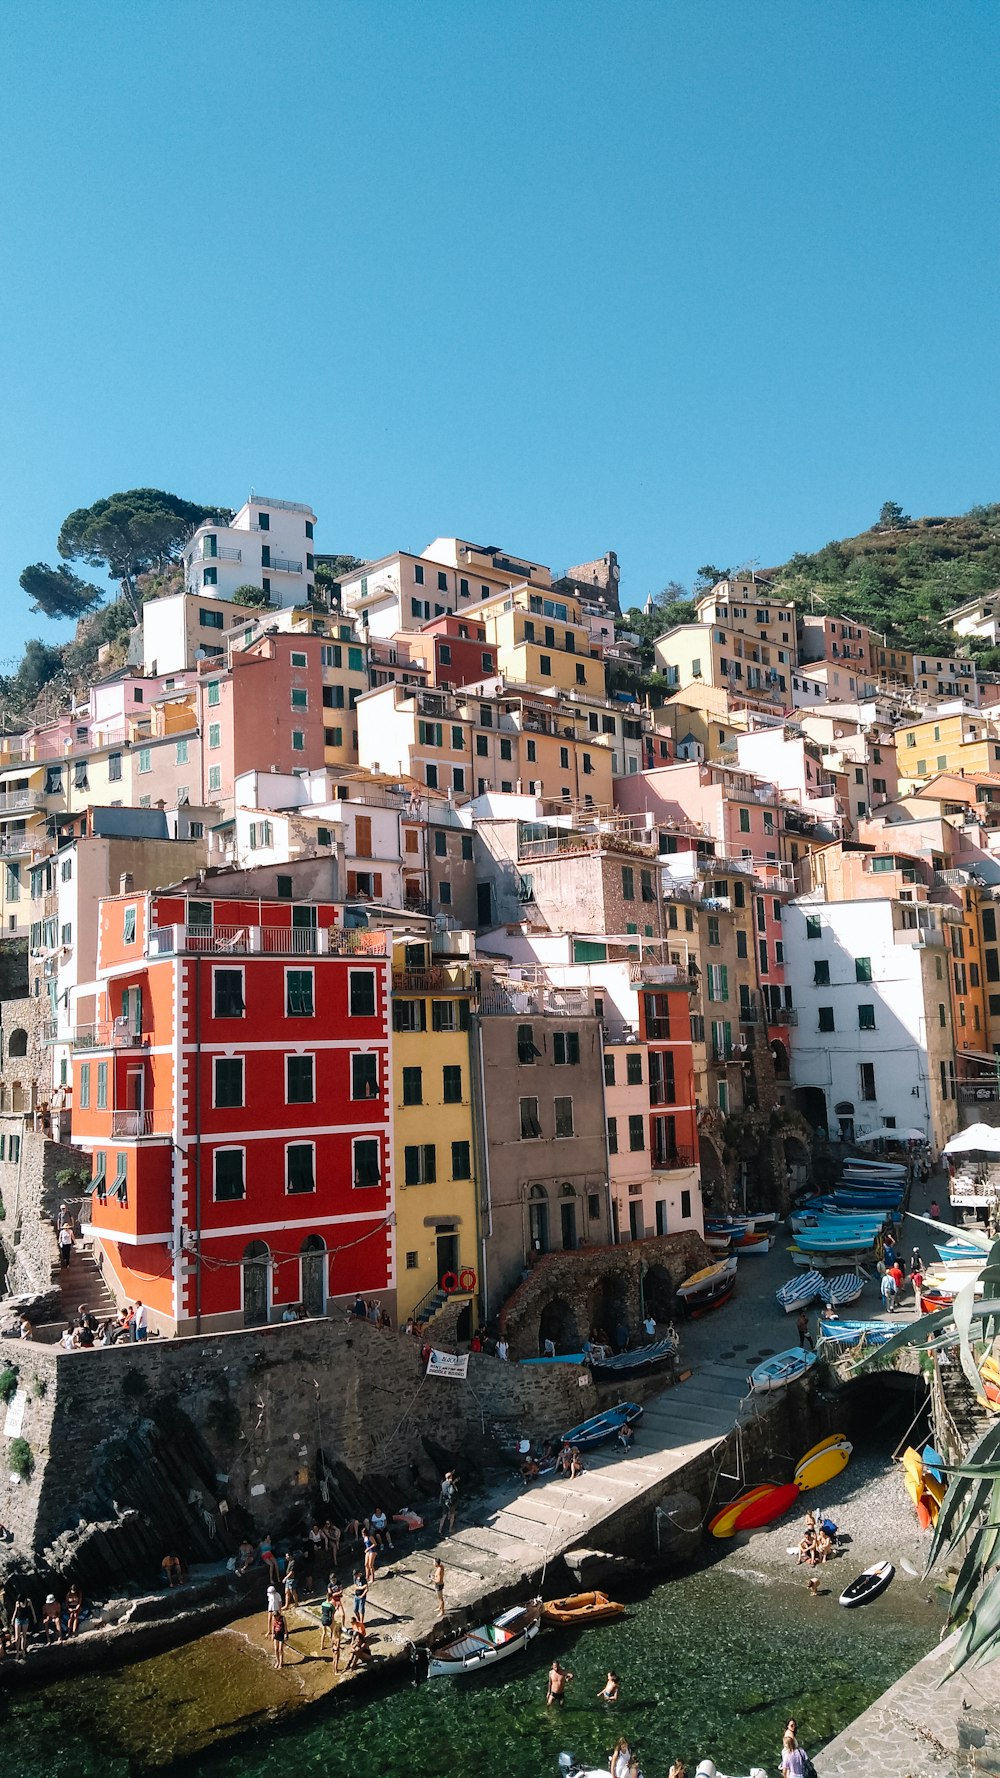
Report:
944,1123,1000,1157
856,1125,925,1143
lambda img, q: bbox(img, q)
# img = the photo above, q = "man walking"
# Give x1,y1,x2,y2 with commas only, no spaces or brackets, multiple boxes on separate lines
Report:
795,1308,813,1351
432,1556,446,1618
438,1470,458,1535
58,1223,74,1269
880,1266,898,1315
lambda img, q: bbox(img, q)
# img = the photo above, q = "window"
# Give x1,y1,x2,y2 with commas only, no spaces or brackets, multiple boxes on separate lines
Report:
434,831,447,858
432,999,467,1031
208,766,222,792
203,566,218,586
352,1053,379,1099
451,1140,471,1180
622,866,635,900
404,1144,436,1185
442,1065,462,1103
858,1004,876,1030
855,957,872,982
476,734,489,757
73,760,89,790
604,1052,615,1086
291,687,308,711
248,820,273,850
607,1116,618,1153
123,904,136,944
214,969,244,1018
108,752,122,781
806,915,822,939
286,969,314,1016
736,930,748,959
859,1062,877,1102
554,1096,574,1137
738,808,751,833
137,747,151,774
353,1138,381,1188
286,1054,315,1103
520,1096,541,1138
291,730,305,752
461,834,473,861
214,1057,244,1108
707,916,720,948
79,1063,90,1109
207,681,221,707
284,1144,315,1195
214,1148,245,1201
393,998,426,1032
349,970,376,1017
813,960,830,985
174,738,189,767
402,1066,422,1105
626,1052,643,1085
517,1023,541,1063
413,563,424,585
818,1006,835,1032
707,963,729,1001
553,1031,580,1065
628,1114,645,1152
539,655,552,676
425,764,438,789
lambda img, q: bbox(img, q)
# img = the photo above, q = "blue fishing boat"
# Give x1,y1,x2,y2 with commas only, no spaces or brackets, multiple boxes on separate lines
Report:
818,1315,895,1347
561,1401,643,1450
935,1237,989,1263
795,1229,878,1255
590,1337,677,1378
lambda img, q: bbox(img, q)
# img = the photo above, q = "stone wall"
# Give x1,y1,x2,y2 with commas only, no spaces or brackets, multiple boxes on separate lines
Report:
0,939,28,1004
498,1227,709,1357
0,993,47,1114
0,1316,591,1590
0,1125,83,1297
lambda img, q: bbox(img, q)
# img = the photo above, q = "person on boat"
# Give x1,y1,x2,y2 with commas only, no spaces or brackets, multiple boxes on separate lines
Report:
546,1657,574,1705
598,1670,620,1703
780,1733,808,1778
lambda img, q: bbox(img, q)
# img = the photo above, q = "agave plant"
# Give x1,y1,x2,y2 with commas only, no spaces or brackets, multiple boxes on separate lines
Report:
854,1216,1000,1676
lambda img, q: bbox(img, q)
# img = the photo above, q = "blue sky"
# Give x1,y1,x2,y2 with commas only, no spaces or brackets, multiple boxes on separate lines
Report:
2,0,998,663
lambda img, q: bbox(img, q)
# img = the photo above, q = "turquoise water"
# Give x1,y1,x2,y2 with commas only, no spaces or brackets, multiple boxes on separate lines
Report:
0,1556,941,1778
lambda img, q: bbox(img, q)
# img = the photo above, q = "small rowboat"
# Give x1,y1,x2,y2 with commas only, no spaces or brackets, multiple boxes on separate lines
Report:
677,1256,737,1315
776,1270,826,1312
590,1337,677,1378
428,1601,541,1677
750,1348,816,1393
839,1560,894,1608
560,1401,643,1451
935,1238,989,1262
733,1232,772,1255
541,1591,624,1626
705,1232,732,1254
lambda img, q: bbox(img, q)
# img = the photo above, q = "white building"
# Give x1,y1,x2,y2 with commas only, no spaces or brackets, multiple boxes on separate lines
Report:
340,537,551,639
183,495,317,610
945,592,1000,647
783,896,959,1153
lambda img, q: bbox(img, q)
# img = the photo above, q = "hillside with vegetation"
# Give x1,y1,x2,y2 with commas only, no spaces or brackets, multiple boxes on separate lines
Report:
619,499,1000,678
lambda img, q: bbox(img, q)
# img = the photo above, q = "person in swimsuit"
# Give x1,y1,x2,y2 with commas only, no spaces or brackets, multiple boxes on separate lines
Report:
352,1572,368,1622
599,1670,619,1702
432,1557,445,1618
11,1595,35,1656
610,1739,632,1778
64,1583,83,1636
546,1658,573,1705
271,1608,287,1669
41,1595,63,1642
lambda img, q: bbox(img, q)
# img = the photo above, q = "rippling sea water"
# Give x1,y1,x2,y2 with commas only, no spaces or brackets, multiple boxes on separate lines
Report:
0,1555,941,1778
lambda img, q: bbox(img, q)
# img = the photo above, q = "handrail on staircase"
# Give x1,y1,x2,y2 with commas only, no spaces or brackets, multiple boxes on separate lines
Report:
410,1275,474,1327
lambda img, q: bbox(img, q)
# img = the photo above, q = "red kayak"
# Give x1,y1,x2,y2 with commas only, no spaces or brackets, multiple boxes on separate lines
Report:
732,1481,802,1531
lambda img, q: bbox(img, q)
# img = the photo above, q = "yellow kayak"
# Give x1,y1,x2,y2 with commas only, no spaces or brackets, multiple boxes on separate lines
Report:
795,1440,852,1491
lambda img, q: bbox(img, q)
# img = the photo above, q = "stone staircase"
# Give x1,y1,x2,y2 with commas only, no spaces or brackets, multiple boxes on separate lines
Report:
57,1234,117,1327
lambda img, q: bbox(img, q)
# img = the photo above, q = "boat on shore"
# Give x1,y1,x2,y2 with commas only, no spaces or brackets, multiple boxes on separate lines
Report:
677,1256,737,1315
541,1590,624,1625
794,1433,852,1490
561,1401,643,1450
750,1347,816,1393
427,1600,542,1677
839,1561,894,1608
590,1337,677,1378
776,1269,826,1312
818,1315,894,1347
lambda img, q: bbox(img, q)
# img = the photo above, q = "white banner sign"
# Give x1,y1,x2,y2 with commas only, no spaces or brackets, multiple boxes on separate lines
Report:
426,1348,469,1381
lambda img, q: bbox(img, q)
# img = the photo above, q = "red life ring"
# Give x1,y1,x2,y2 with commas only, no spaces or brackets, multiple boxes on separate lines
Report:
441,1271,459,1294
459,1267,477,1292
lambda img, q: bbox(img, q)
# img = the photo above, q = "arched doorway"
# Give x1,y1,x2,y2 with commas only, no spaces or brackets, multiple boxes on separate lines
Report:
538,1295,580,1354
590,1272,628,1347
794,1086,830,1138
641,1263,676,1324
559,1184,578,1251
6,1029,27,1059
834,1099,855,1143
770,1038,789,1079
299,1235,327,1318
243,1241,271,1326
527,1185,549,1255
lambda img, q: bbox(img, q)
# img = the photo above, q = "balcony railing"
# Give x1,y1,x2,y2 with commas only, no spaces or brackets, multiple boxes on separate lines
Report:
479,986,590,1018
203,544,242,562
650,1146,695,1172
739,1003,761,1024
110,1108,172,1138
149,924,387,957
268,556,303,574
0,832,33,856
72,1021,149,1051
768,1006,798,1026
0,790,47,814
958,1081,1000,1104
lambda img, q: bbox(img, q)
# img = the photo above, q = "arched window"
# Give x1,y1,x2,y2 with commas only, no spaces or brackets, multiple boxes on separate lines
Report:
7,1029,27,1059
528,1184,549,1254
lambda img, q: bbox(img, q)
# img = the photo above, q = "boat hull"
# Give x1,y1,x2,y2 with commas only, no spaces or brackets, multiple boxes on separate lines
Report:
541,1591,624,1625
795,1440,851,1490
839,1561,894,1608
561,1402,643,1450
750,1348,817,1392
733,1480,802,1531
428,1605,541,1677
709,1484,775,1538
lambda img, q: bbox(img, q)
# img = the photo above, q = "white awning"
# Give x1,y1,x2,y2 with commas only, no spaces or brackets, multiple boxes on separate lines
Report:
944,1123,1000,1156
857,1125,925,1143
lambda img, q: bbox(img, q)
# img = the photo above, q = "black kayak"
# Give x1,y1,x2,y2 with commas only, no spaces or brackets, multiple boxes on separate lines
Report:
839,1560,894,1608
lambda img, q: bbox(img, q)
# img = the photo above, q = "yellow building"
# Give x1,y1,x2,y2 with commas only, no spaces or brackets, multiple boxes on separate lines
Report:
693,578,798,652
653,621,791,712
391,938,480,1331
476,585,606,700
896,712,1000,789
872,644,915,689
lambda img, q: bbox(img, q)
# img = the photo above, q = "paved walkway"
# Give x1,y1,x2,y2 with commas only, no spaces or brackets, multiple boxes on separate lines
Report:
815,1631,998,1778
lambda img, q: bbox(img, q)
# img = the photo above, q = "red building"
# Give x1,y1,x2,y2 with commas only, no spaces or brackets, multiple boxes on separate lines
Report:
417,613,497,690
72,892,393,1335
635,978,699,1177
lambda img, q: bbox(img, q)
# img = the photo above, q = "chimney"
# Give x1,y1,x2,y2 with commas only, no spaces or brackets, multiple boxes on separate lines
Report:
119,872,134,895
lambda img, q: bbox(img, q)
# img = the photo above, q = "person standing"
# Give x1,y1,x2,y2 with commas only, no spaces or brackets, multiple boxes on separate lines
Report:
363,1526,377,1585
438,1471,458,1534
546,1657,573,1706
929,1199,942,1222
352,1571,368,1623
432,1556,446,1618
132,1300,148,1342
598,1670,619,1703
795,1307,813,1350
496,1337,509,1362
880,1267,898,1315
910,1258,924,1314
780,1733,808,1778
271,1608,287,1669
58,1224,74,1269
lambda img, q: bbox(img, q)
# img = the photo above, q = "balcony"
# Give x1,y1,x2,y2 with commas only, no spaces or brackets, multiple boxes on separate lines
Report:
149,924,387,957
768,1006,798,1026
110,1108,172,1139
268,556,303,574
392,965,474,993
651,1145,695,1172
203,544,242,562
72,1021,149,1051
959,1081,1000,1104
479,985,590,1018
629,961,698,992
0,790,47,815
739,1002,761,1024
0,832,33,857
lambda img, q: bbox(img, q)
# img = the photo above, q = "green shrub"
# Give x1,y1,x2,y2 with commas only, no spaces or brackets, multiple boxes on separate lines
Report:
0,1367,19,1404
30,1376,46,1400
9,1438,32,1479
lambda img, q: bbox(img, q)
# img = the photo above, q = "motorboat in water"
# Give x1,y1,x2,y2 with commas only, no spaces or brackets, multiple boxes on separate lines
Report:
427,1600,542,1676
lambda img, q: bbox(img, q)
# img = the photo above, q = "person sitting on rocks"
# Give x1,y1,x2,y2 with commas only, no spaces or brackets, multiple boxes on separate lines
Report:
160,1553,183,1588
235,1540,255,1575
41,1594,63,1642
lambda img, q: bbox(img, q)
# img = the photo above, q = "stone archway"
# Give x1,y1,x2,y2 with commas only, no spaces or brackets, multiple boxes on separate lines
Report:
590,1272,629,1349
537,1294,581,1355
6,1029,27,1058
795,1086,830,1138
641,1262,676,1324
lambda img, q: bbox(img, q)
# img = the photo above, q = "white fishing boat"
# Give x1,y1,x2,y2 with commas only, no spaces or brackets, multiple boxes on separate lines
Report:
749,1347,817,1393
775,1269,825,1312
427,1600,542,1677
823,1272,865,1307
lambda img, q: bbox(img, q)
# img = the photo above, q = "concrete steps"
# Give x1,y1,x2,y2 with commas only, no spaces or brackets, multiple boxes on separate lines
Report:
58,1242,116,1325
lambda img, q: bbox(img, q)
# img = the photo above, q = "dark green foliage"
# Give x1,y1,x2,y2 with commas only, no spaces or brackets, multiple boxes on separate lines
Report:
230,585,272,608
0,1366,18,1404
877,500,911,530
9,1438,32,1478
57,488,229,618
19,563,104,622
